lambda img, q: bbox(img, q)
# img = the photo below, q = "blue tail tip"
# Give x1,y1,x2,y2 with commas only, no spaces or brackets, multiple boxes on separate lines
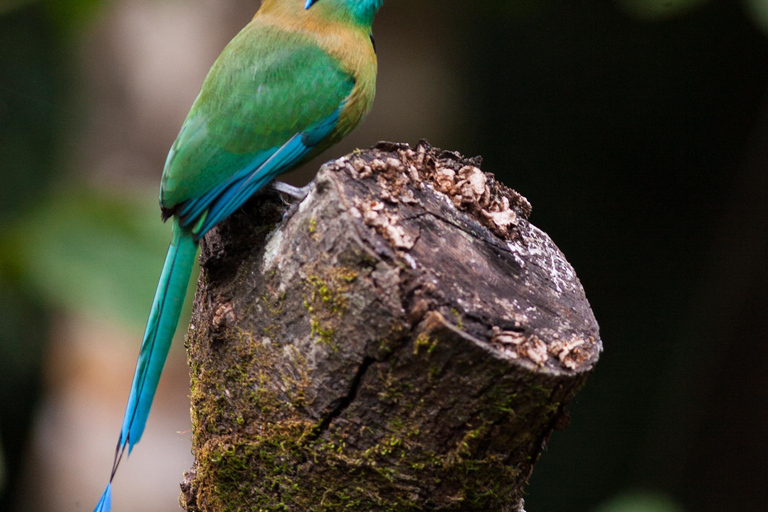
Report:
94,483,112,512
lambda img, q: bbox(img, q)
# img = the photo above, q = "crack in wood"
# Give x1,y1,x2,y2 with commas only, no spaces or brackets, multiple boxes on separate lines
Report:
308,356,376,441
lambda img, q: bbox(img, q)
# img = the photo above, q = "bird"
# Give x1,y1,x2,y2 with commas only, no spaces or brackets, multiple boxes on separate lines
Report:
93,0,382,510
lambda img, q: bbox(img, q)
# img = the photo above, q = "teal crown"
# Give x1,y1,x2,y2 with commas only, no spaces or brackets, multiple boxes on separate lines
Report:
304,0,383,26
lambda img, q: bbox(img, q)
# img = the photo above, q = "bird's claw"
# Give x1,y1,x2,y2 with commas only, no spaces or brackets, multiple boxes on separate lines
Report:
272,181,314,221
272,180,314,201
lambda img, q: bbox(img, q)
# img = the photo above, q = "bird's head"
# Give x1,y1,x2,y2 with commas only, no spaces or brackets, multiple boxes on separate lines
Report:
303,0,383,28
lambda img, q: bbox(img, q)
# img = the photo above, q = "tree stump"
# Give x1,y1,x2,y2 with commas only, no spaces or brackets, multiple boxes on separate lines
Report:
180,141,602,512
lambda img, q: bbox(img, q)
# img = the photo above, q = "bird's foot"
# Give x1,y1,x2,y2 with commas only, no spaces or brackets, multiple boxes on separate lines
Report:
272,181,314,221
272,181,314,201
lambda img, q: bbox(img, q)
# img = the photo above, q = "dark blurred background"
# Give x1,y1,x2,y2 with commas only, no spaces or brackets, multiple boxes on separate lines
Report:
1,0,767,511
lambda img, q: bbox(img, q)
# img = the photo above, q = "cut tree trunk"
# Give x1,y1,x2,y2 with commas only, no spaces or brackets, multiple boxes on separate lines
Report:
180,141,602,512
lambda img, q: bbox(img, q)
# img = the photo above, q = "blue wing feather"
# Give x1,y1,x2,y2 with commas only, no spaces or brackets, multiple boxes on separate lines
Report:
180,107,342,239
194,135,308,236
176,151,272,227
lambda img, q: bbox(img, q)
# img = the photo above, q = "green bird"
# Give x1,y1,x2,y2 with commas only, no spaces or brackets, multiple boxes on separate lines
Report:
94,0,382,510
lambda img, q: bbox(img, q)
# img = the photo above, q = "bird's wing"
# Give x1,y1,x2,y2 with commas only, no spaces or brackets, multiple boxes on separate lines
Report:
160,22,354,236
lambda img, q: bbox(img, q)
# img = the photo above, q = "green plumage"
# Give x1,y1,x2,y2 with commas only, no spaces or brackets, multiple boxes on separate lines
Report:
161,24,354,211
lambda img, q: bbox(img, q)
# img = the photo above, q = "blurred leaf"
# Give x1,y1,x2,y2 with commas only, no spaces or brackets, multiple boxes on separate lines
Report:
744,0,768,37
42,0,103,32
0,0,104,32
615,0,711,20
0,188,187,333
593,491,686,512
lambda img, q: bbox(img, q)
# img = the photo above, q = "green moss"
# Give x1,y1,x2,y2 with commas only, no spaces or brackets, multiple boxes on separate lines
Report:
301,266,359,350
262,291,286,316
529,383,553,396
191,342,526,511
198,420,516,511
413,332,439,356
260,290,287,339
310,318,336,349
306,272,355,314
450,308,464,330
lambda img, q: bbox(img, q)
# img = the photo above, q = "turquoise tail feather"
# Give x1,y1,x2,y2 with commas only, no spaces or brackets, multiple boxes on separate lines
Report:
94,218,197,512
94,483,111,512
119,218,197,451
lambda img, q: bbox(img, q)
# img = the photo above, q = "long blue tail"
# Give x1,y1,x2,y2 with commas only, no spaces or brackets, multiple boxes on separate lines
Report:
94,218,197,512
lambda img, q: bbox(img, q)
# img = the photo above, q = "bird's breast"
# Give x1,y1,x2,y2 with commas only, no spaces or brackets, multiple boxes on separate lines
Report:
256,11,378,140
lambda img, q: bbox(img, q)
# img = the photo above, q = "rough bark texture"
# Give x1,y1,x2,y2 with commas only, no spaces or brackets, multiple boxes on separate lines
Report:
180,141,602,512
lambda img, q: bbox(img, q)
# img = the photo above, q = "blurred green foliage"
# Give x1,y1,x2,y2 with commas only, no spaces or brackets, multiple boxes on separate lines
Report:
594,492,686,512
0,0,179,333
42,0,103,32
0,0,103,32
0,189,175,332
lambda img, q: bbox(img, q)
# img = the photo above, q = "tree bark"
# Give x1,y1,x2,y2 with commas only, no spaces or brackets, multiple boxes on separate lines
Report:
180,141,601,512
